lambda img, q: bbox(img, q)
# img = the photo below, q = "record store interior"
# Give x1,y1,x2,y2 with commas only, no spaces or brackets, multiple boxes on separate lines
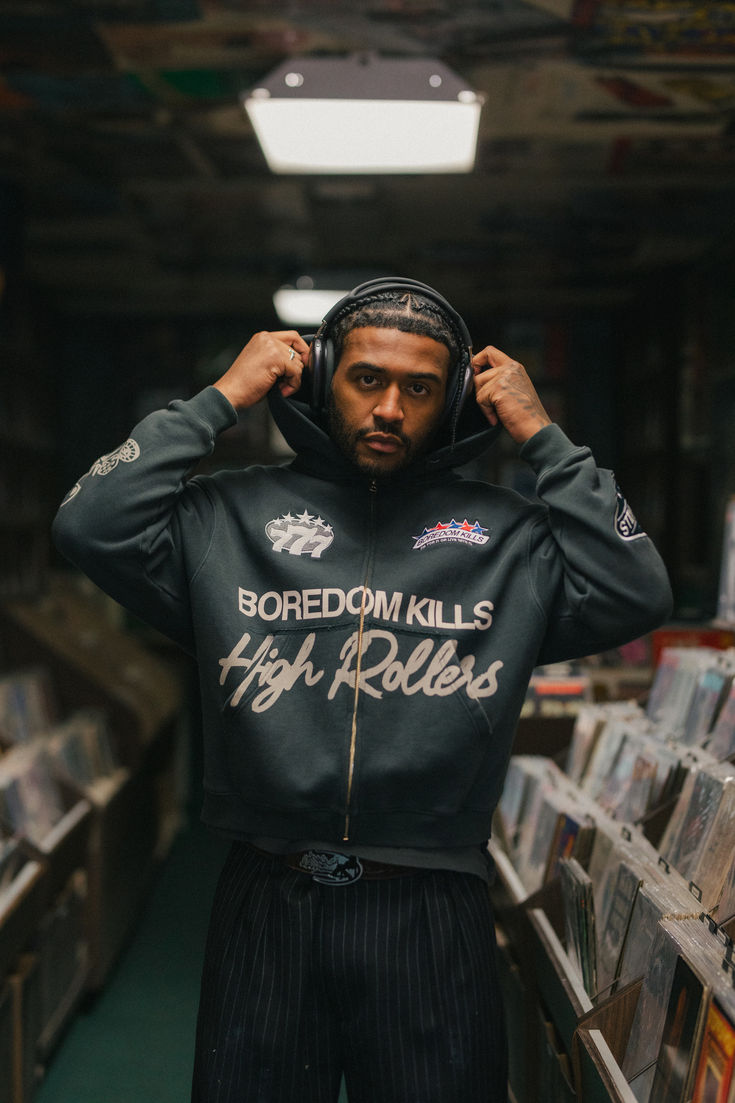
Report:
3,2,735,1102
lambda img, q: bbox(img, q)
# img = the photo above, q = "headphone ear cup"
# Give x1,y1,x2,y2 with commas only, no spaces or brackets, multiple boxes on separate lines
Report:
456,361,474,419
310,334,335,413
445,357,474,424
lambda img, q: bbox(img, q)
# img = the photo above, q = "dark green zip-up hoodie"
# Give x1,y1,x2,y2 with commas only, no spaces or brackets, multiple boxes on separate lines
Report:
52,383,672,848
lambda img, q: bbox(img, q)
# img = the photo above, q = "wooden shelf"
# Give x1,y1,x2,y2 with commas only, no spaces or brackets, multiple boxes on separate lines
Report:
527,905,594,1052
0,859,46,986
0,581,185,1093
0,579,181,758
27,797,92,909
491,827,640,1102
576,1029,638,1103
573,982,643,1103
83,765,163,990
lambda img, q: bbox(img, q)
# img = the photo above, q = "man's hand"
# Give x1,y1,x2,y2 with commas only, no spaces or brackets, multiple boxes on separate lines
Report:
472,346,552,445
213,330,310,410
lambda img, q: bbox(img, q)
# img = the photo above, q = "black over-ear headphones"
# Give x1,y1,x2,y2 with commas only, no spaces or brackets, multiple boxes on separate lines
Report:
308,277,474,425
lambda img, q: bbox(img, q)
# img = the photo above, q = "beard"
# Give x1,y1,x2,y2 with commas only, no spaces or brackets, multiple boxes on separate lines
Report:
326,391,422,480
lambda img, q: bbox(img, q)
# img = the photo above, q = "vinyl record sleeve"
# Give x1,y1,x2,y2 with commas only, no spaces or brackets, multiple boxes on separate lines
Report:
559,856,597,997
596,858,643,999
707,680,735,762
691,995,735,1103
623,918,704,1101
649,952,709,1103
660,768,725,883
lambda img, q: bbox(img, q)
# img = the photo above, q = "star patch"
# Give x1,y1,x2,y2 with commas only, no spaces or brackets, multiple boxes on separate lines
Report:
412,518,489,551
265,509,334,558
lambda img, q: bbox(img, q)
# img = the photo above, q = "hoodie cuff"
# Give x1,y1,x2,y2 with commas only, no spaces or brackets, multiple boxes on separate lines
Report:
518,423,583,475
175,386,239,435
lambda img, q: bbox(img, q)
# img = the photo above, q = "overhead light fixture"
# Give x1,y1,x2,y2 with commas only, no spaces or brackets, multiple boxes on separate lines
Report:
273,279,348,327
273,271,381,326
242,54,483,174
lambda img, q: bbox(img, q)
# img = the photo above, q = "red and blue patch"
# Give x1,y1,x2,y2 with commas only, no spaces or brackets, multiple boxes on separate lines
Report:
412,518,489,551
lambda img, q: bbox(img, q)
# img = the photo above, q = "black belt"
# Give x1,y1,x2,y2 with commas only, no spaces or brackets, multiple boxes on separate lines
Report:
249,844,422,886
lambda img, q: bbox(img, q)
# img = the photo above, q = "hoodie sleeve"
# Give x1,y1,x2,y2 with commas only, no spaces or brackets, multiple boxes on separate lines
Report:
518,423,673,664
52,387,238,654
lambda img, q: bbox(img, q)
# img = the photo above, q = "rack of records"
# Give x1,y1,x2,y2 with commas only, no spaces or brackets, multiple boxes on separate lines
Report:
0,706,93,1103
0,581,183,1103
492,643,735,1103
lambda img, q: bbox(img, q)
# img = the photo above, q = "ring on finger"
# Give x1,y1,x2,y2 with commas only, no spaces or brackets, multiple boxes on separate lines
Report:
289,347,296,361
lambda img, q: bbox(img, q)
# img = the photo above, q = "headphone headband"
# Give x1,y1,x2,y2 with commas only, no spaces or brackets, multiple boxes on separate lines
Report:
319,277,471,355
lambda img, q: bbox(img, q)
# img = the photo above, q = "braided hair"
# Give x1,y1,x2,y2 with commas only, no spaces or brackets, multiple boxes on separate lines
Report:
329,291,462,372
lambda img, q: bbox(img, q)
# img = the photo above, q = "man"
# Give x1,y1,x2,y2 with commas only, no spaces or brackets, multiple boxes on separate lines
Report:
53,278,672,1103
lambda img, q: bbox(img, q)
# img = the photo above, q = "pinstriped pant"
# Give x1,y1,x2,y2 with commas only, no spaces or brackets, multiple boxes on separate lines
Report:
191,843,508,1103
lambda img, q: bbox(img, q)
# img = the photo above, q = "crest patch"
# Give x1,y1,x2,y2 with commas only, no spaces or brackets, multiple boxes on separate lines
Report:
413,518,489,551
614,484,646,541
266,510,334,558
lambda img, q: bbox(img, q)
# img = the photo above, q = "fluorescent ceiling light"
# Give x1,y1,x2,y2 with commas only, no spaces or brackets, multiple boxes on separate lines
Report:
273,271,384,326
243,55,483,174
273,285,348,327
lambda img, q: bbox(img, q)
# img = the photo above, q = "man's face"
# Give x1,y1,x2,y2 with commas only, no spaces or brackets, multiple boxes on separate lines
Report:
327,326,450,478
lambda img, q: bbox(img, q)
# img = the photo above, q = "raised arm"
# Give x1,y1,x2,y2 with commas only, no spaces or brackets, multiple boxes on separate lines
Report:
472,344,672,660
52,330,309,650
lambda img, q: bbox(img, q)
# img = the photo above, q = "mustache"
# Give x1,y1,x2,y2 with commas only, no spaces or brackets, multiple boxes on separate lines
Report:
356,420,411,447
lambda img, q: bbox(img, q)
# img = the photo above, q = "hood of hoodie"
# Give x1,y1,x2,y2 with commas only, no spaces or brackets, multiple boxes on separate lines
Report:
267,377,500,483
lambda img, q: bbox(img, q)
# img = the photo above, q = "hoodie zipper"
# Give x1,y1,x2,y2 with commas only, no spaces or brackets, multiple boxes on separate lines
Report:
342,478,378,842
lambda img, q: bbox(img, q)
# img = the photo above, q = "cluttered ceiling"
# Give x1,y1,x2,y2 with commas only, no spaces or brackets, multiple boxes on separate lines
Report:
2,0,735,321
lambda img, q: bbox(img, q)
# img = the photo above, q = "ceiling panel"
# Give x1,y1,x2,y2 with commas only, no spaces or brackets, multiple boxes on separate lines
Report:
0,0,734,317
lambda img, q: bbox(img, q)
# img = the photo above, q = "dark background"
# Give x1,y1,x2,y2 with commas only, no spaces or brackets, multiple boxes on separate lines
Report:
2,0,735,618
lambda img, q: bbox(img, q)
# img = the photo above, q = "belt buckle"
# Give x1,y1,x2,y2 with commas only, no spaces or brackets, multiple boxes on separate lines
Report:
297,849,363,886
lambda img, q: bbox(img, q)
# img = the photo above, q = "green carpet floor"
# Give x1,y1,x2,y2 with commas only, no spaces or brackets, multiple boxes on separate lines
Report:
34,823,349,1102
35,823,228,1103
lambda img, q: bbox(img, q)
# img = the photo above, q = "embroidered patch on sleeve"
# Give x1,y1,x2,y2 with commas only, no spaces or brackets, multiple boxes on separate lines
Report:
60,483,82,506
614,483,646,541
60,438,141,506
91,439,141,476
